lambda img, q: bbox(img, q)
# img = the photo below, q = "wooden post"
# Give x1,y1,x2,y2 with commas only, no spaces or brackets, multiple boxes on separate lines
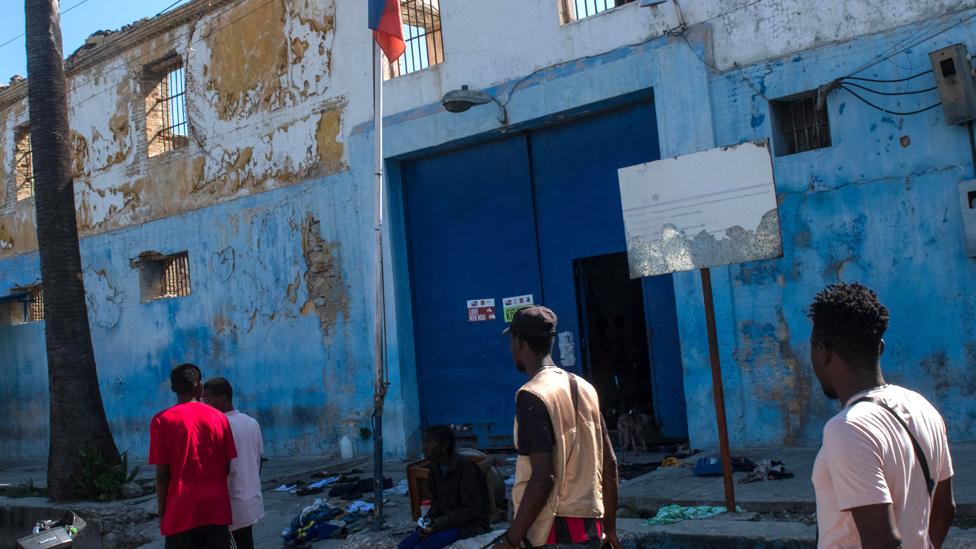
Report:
700,267,736,512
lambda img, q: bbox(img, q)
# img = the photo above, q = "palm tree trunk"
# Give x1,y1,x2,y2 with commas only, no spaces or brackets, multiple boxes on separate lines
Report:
25,0,120,500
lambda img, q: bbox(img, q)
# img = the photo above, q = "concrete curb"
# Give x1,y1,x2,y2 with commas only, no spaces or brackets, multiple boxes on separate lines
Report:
616,518,976,549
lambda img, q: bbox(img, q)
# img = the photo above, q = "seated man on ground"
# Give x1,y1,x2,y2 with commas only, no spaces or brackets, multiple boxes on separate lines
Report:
399,425,491,549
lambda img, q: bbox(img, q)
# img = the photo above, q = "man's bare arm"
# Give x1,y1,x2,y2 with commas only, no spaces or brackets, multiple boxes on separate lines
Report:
601,426,620,548
929,478,955,548
154,464,171,519
851,503,901,549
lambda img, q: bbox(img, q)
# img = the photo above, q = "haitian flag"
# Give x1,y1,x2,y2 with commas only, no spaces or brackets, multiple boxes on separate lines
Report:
368,0,406,61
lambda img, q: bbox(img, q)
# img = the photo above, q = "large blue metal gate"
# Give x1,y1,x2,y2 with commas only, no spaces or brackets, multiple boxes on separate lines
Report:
403,99,687,446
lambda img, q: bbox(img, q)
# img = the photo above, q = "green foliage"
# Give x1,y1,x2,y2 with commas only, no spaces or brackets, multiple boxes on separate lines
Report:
72,449,140,501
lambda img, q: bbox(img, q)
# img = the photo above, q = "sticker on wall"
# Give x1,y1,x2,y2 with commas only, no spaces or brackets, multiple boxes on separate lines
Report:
503,294,535,323
558,331,576,367
467,298,497,322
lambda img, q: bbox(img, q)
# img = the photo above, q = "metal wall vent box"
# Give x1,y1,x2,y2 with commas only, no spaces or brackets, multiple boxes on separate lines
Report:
961,179,976,257
930,44,976,125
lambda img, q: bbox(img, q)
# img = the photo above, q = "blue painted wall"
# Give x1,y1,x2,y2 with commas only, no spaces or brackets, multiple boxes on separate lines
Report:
0,130,420,460
3,10,976,459
677,16,976,448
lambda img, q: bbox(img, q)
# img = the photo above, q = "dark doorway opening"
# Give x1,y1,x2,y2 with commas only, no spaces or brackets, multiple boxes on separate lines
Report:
575,253,653,425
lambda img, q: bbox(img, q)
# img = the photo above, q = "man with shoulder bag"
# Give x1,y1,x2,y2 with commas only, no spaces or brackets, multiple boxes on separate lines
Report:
493,306,620,549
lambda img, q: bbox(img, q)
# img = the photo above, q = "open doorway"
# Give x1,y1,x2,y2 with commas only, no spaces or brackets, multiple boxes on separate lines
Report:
575,251,688,448
575,253,653,426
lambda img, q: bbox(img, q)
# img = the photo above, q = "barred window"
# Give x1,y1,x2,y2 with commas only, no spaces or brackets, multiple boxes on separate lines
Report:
26,286,43,322
14,125,34,200
4,285,43,324
145,58,188,157
138,251,192,301
386,0,444,78
771,92,832,156
562,0,636,23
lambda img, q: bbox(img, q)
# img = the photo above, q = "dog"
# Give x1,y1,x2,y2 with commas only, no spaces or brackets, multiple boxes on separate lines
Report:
616,409,654,452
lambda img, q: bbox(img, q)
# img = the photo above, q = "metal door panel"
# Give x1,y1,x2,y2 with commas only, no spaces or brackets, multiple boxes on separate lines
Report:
403,135,542,444
528,102,660,373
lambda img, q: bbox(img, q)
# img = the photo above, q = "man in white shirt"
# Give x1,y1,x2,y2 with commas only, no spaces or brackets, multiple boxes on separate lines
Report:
203,377,265,549
808,283,955,549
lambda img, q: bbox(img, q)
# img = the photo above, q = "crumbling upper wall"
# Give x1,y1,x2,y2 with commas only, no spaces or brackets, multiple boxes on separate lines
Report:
382,0,976,120
0,0,351,258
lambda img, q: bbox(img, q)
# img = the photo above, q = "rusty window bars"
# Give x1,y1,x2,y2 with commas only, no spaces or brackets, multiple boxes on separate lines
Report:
14,125,34,200
568,0,636,21
771,93,832,156
387,0,444,78
161,252,192,298
146,62,189,157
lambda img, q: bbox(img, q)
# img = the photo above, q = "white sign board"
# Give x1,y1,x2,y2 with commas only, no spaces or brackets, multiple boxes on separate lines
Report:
618,141,782,278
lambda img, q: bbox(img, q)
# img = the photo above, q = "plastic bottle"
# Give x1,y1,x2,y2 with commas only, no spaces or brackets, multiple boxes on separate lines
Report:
339,435,353,460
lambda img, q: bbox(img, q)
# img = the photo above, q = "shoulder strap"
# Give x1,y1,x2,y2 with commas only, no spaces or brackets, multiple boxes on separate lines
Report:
852,396,935,496
569,372,580,418
562,373,581,465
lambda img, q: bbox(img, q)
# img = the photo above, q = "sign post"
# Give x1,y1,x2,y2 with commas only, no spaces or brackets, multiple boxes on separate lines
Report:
701,267,735,511
618,141,783,512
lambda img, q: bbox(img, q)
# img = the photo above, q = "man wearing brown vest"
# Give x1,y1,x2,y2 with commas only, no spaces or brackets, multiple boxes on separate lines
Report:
494,306,620,549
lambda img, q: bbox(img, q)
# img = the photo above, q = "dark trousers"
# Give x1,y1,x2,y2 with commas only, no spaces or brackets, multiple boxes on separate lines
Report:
164,525,231,549
398,527,461,549
231,525,254,549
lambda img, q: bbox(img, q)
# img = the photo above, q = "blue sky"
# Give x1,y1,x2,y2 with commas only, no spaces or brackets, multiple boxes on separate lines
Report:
0,0,191,81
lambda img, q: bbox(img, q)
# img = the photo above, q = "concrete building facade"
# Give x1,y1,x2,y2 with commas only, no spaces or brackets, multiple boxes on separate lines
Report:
1,0,975,458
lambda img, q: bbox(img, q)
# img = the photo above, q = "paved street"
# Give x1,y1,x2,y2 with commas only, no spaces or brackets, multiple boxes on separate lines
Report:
5,445,976,547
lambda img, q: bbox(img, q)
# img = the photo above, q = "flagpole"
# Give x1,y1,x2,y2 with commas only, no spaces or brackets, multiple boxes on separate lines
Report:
371,40,388,530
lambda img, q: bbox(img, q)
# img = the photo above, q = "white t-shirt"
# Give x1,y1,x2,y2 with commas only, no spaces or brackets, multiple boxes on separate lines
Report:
226,410,265,531
813,385,953,549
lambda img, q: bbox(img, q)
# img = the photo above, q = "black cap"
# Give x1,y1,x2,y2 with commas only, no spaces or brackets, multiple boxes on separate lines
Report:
503,306,557,337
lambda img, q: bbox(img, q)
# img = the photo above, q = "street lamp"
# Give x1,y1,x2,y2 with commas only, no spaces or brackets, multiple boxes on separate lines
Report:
441,85,508,125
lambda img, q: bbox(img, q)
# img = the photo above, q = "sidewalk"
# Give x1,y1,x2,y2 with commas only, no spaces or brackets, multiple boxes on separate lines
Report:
619,444,976,516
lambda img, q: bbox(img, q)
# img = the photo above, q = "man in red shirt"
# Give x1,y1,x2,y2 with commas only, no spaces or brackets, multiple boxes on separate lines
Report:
150,363,237,548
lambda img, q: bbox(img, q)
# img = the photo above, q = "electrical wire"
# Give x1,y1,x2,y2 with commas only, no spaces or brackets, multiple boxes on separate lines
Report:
839,84,941,116
60,0,96,16
157,0,189,16
839,81,937,97
840,69,933,84
0,0,97,51
699,0,764,25
846,11,976,78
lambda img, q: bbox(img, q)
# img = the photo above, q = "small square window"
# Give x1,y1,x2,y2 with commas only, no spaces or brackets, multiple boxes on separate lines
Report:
561,0,636,23
14,125,34,200
138,251,192,301
144,58,188,157
770,92,832,156
2,286,43,325
385,0,444,79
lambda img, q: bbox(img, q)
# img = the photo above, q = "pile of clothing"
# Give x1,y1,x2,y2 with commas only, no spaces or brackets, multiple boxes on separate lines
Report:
280,499,346,545
738,458,794,483
275,474,394,499
690,456,794,482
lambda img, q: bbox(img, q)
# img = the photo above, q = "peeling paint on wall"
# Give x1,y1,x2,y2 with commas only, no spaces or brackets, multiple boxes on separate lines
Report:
0,0,344,259
300,213,348,339
205,0,289,120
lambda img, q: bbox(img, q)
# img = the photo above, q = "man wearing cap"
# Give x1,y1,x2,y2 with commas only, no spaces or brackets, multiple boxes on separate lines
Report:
495,306,620,549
